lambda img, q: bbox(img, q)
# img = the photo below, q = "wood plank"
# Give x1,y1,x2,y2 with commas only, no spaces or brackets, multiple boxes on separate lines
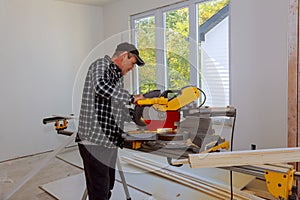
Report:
298,0,300,196
188,147,300,168
244,179,277,200
122,156,263,200
288,0,299,150
59,147,215,199
133,155,255,192
288,0,299,195
122,157,227,199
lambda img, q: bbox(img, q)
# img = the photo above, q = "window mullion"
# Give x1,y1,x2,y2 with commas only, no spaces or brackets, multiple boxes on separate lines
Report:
155,10,166,91
189,3,199,88
130,22,139,93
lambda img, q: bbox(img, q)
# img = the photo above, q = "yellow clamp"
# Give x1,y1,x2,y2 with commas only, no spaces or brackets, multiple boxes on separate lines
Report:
54,119,68,131
204,141,230,153
132,141,142,150
264,166,295,200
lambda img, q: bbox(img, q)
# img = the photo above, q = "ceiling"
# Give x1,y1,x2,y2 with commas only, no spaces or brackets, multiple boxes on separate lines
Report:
57,0,119,6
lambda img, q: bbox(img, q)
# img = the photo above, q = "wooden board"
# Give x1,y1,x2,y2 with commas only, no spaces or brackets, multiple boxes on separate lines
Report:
288,0,300,196
56,147,256,199
122,156,261,200
288,0,299,150
188,147,300,168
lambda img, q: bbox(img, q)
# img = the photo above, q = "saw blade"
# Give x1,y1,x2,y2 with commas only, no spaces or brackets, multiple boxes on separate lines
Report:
132,90,162,127
132,105,147,126
142,106,166,120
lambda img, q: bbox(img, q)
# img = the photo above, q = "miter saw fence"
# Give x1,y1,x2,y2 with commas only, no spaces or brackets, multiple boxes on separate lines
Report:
177,107,235,153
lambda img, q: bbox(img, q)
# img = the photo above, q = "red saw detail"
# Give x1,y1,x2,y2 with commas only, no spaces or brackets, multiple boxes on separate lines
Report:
144,111,180,131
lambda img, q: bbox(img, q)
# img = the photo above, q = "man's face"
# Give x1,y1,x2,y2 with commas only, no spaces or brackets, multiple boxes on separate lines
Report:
121,52,137,75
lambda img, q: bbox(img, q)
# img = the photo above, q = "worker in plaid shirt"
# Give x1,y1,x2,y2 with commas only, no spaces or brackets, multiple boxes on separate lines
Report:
76,42,145,200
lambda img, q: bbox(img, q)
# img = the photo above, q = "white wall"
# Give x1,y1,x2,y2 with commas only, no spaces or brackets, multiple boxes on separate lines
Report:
0,0,289,161
103,0,289,150
0,0,103,161
230,0,288,150
202,17,229,107
102,0,184,39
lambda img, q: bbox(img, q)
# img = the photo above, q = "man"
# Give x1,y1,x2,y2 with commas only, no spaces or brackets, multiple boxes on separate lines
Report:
76,42,145,200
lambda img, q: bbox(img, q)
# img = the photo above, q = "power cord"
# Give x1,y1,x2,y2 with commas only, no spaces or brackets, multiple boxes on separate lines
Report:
230,113,237,200
197,87,206,108
196,86,235,199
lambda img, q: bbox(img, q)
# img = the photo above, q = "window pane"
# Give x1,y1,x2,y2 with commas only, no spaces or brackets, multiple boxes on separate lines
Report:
198,0,230,106
164,7,190,90
131,0,230,106
134,16,156,93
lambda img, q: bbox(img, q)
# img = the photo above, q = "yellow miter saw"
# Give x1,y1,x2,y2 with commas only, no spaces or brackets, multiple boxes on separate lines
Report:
125,86,234,156
133,86,200,131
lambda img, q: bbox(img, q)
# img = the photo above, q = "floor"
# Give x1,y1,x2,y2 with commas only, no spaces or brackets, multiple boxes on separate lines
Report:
0,146,82,200
0,144,264,200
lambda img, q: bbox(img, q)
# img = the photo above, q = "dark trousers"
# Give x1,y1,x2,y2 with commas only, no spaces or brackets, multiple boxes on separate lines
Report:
78,143,118,200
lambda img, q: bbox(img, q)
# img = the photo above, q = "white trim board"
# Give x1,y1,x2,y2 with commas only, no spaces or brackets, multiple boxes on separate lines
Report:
55,147,255,199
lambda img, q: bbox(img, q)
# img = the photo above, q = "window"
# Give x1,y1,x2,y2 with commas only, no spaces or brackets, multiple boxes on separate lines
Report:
133,16,156,92
165,7,190,90
131,0,230,106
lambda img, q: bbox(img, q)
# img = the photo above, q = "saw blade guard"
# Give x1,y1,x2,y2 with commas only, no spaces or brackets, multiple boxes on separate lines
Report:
132,89,161,127
132,89,182,130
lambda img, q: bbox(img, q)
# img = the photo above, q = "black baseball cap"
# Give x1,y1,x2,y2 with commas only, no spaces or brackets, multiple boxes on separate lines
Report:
115,42,145,66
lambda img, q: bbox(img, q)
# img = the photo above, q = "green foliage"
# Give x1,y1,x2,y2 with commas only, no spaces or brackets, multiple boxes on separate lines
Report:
135,0,229,93
135,16,157,93
165,7,190,90
198,0,230,25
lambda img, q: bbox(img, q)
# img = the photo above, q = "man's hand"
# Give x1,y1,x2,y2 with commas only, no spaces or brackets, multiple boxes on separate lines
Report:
132,94,144,104
117,135,125,148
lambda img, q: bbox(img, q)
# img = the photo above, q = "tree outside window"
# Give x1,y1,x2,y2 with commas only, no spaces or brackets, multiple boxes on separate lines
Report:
132,0,230,106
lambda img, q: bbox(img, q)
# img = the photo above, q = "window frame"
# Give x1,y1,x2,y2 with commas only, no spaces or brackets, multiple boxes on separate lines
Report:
130,0,230,105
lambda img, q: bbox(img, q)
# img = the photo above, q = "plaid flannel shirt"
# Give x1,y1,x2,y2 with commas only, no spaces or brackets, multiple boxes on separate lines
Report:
76,55,132,148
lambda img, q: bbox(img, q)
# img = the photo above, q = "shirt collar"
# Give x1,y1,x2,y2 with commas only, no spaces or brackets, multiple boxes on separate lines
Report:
104,55,122,77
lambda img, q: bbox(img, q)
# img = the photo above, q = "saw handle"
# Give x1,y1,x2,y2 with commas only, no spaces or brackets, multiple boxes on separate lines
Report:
136,97,168,106
160,89,179,99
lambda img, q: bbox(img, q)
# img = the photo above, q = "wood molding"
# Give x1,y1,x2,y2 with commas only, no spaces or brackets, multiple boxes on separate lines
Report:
122,156,263,200
188,147,300,168
288,0,298,148
288,0,300,195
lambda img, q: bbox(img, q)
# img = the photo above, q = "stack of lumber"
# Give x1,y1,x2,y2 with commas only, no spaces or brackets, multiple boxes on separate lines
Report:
122,155,264,200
